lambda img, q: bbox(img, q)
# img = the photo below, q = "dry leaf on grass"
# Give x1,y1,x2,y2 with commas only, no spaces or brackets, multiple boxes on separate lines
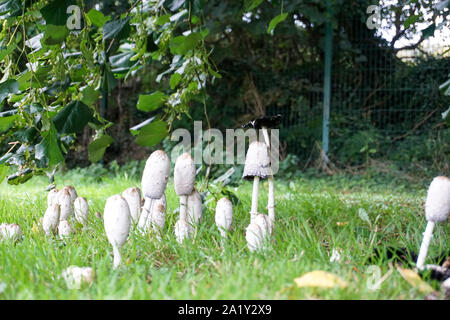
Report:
396,266,434,294
294,270,347,289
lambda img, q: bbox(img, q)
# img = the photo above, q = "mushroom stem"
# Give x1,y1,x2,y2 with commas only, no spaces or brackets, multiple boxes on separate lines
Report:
112,245,121,269
180,196,188,222
416,221,435,270
261,127,275,226
251,176,260,220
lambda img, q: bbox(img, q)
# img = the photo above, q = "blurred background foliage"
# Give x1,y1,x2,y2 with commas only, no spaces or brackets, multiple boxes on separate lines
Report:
0,0,449,185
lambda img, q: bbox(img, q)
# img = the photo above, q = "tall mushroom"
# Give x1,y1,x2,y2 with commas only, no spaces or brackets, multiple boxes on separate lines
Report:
215,198,233,238
57,188,73,221
187,189,202,226
243,141,271,224
74,197,89,226
140,150,170,232
122,187,142,225
47,188,59,207
174,152,196,243
64,186,78,204
242,115,281,228
416,176,450,269
103,194,131,269
43,203,60,236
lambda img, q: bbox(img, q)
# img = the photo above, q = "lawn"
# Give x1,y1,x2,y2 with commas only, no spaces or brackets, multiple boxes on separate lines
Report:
0,170,448,299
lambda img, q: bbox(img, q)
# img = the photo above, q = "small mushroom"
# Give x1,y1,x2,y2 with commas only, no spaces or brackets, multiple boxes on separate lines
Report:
416,176,450,269
43,203,60,236
62,266,94,289
103,195,131,269
140,150,171,231
74,197,89,225
245,214,270,252
47,188,59,207
243,141,271,222
187,189,202,226
57,188,73,221
122,187,142,225
138,194,166,235
174,153,196,242
63,186,78,203
58,220,73,238
150,194,167,233
215,198,233,238
0,223,23,242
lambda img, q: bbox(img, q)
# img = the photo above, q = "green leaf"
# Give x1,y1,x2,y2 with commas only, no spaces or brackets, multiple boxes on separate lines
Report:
41,0,76,26
170,73,182,89
87,9,111,28
137,92,167,112
403,15,419,29
155,14,171,25
14,127,38,144
35,124,64,168
422,23,436,39
103,17,131,41
244,0,264,11
0,79,19,104
0,164,8,184
0,43,16,61
42,25,69,45
81,86,99,106
267,12,288,35
53,100,93,134
169,32,202,55
135,120,168,147
0,114,16,132
88,134,114,163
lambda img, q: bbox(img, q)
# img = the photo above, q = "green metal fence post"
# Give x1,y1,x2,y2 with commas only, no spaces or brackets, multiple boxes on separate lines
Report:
322,0,333,165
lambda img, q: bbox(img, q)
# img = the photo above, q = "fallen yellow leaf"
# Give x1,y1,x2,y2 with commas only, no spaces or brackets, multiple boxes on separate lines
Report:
396,266,434,294
294,271,347,289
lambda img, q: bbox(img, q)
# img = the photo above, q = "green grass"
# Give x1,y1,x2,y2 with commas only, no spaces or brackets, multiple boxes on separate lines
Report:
0,171,448,299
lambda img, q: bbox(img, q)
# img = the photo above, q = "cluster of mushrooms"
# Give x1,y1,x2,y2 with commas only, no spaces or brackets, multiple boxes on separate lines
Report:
1,115,448,292
42,186,89,238
102,149,236,269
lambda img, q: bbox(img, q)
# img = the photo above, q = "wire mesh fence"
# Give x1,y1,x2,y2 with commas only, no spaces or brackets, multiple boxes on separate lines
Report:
267,15,449,166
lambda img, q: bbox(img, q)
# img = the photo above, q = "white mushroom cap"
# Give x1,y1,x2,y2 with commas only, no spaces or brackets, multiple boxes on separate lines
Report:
142,150,171,199
174,153,196,196
425,176,450,223
0,223,23,242
57,189,73,221
215,198,233,237
251,213,273,235
150,194,166,232
58,220,73,238
242,141,271,180
47,188,59,207
138,194,166,234
246,214,270,251
62,186,78,203
174,219,193,244
103,195,131,249
187,189,202,225
43,203,60,236
74,197,89,225
122,187,142,224
62,266,94,289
